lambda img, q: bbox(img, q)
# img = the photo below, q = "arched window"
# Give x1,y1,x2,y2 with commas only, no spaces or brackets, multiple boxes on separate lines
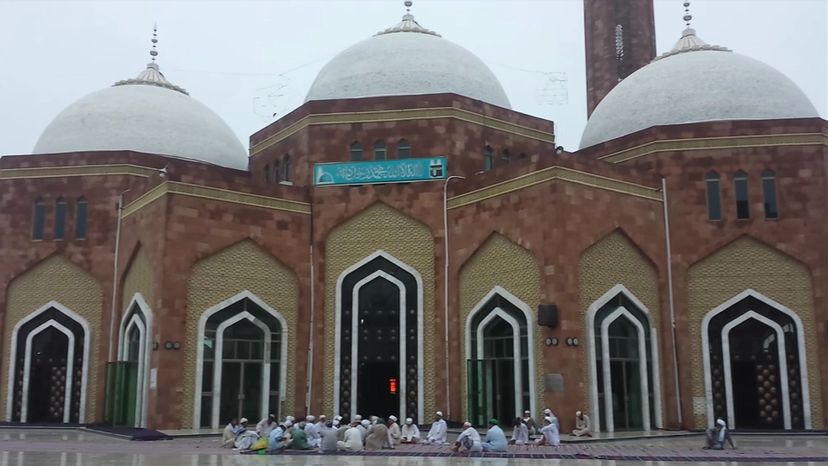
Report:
483,146,494,171
75,197,87,240
273,160,280,183
734,170,749,219
282,155,291,182
350,141,363,161
705,171,721,221
500,149,511,165
32,198,45,240
373,141,386,160
397,139,411,158
264,164,270,183
54,197,67,240
761,169,778,219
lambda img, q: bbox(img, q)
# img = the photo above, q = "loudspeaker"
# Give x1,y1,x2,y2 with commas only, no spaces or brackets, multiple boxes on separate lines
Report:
537,304,559,328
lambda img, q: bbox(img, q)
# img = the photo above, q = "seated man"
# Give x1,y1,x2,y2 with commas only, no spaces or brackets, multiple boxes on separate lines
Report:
704,419,736,450
222,418,245,448
401,418,420,443
319,421,339,453
571,411,591,437
267,420,292,453
510,417,529,445
481,419,508,452
424,411,448,444
288,419,315,450
534,417,560,447
452,422,482,453
337,421,364,452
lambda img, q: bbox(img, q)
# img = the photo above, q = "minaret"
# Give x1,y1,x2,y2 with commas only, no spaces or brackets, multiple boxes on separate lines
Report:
583,0,656,117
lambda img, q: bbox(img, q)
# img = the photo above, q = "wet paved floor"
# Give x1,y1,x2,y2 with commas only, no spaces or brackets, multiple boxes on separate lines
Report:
0,429,825,465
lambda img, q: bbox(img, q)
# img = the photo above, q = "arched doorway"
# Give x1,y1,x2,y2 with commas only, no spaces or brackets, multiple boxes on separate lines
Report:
6,302,90,424
465,287,535,427
703,291,809,429
193,293,287,429
587,286,660,433
116,294,152,427
335,251,422,422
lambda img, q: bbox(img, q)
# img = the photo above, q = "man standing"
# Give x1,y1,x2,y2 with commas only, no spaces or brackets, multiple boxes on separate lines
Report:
424,411,448,444
481,419,508,452
452,422,482,452
571,411,591,437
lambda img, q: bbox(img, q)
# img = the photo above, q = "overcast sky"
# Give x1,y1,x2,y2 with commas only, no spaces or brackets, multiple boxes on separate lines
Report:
1,0,825,155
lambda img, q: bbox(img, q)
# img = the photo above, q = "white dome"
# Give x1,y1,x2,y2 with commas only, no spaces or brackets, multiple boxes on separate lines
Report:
34,64,248,170
305,13,510,108
580,30,819,149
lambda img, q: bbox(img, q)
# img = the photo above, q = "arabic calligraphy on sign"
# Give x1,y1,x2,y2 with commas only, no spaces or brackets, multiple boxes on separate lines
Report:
336,162,424,181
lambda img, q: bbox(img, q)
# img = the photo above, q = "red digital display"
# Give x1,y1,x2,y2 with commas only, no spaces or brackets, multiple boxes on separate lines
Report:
389,378,398,394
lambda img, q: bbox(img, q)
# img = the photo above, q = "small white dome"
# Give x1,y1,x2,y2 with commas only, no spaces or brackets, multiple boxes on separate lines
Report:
34,64,248,170
305,12,510,108
580,29,819,149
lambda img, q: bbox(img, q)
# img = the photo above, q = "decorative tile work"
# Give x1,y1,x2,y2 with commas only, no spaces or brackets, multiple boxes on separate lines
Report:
180,240,299,427
687,237,823,429
323,204,435,419
1,256,103,422
458,233,542,419
121,247,154,312
0,164,157,180
578,231,661,418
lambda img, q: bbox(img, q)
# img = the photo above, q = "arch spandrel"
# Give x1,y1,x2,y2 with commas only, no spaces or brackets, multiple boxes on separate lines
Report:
687,236,823,429
324,203,435,420
181,239,299,427
121,246,154,313
2,255,102,423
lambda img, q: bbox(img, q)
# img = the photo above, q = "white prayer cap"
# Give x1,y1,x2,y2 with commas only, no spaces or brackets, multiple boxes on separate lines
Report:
716,419,726,426
543,408,552,415
523,410,531,415
333,419,340,427
318,415,327,420
354,414,362,421
286,416,295,422
239,417,248,424
576,411,582,416
435,411,443,417
284,420,293,428
405,418,413,424
389,415,397,422
361,420,370,427
306,415,316,422
463,421,471,428
544,417,553,424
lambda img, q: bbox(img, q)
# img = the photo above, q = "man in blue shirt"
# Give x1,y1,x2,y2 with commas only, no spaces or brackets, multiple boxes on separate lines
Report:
481,418,508,452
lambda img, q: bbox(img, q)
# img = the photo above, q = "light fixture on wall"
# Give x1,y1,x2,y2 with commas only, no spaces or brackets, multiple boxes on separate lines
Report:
544,337,559,347
164,341,174,350
565,337,580,347
173,342,181,350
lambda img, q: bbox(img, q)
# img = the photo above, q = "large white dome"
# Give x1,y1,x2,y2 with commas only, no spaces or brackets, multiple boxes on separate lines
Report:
305,12,511,108
34,63,248,170
580,29,819,149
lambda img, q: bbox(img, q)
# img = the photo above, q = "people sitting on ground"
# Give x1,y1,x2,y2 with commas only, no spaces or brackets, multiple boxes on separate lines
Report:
571,410,592,437
337,420,364,451
315,415,327,433
358,419,371,442
535,416,560,447
222,418,245,448
256,414,277,438
481,418,508,452
401,417,421,443
424,411,448,444
522,410,538,437
704,418,736,450
387,416,401,447
319,420,339,453
304,415,321,448
452,421,483,453
267,419,292,453
510,417,529,445
366,416,390,451
288,419,314,450
335,418,349,442
233,418,259,450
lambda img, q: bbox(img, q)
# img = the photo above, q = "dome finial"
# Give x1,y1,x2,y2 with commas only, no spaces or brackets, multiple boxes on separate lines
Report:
150,22,159,63
683,1,692,28
405,0,412,13
376,0,440,36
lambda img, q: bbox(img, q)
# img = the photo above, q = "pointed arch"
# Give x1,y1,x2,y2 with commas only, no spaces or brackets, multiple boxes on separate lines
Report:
116,293,153,427
74,197,88,239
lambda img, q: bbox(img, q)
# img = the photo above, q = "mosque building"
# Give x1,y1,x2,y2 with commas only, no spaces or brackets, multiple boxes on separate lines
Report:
0,0,825,433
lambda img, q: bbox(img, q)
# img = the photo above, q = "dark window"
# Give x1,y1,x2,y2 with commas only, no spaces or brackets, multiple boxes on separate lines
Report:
762,169,778,219
54,197,67,240
273,161,280,183
350,141,363,161
500,149,511,165
373,141,386,160
264,164,270,183
75,197,87,240
32,198,45,240
705,171,721,221
397,139,411,158
282,154,291,182
483,145,493,171
734,170,750,219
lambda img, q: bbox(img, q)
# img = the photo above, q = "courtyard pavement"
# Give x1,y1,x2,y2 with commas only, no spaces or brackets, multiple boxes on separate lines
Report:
0,429,825,465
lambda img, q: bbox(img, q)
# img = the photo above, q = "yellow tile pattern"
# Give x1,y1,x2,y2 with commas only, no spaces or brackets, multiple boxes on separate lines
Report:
180,240,299,427
458,233,542,419
687,237,823,429
323,204,435,419
121,248,154,313
1,256,103,422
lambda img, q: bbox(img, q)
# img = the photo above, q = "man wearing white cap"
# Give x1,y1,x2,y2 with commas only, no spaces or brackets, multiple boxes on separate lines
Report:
424,411,448,444
401,418,420,443
387,415,401,447
337,420,363,451
535,416,560,447
267,419,292,452
304,415,321,448
571,411,591,437
358,419,370,442
315,414,327,433
452,422,482,452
